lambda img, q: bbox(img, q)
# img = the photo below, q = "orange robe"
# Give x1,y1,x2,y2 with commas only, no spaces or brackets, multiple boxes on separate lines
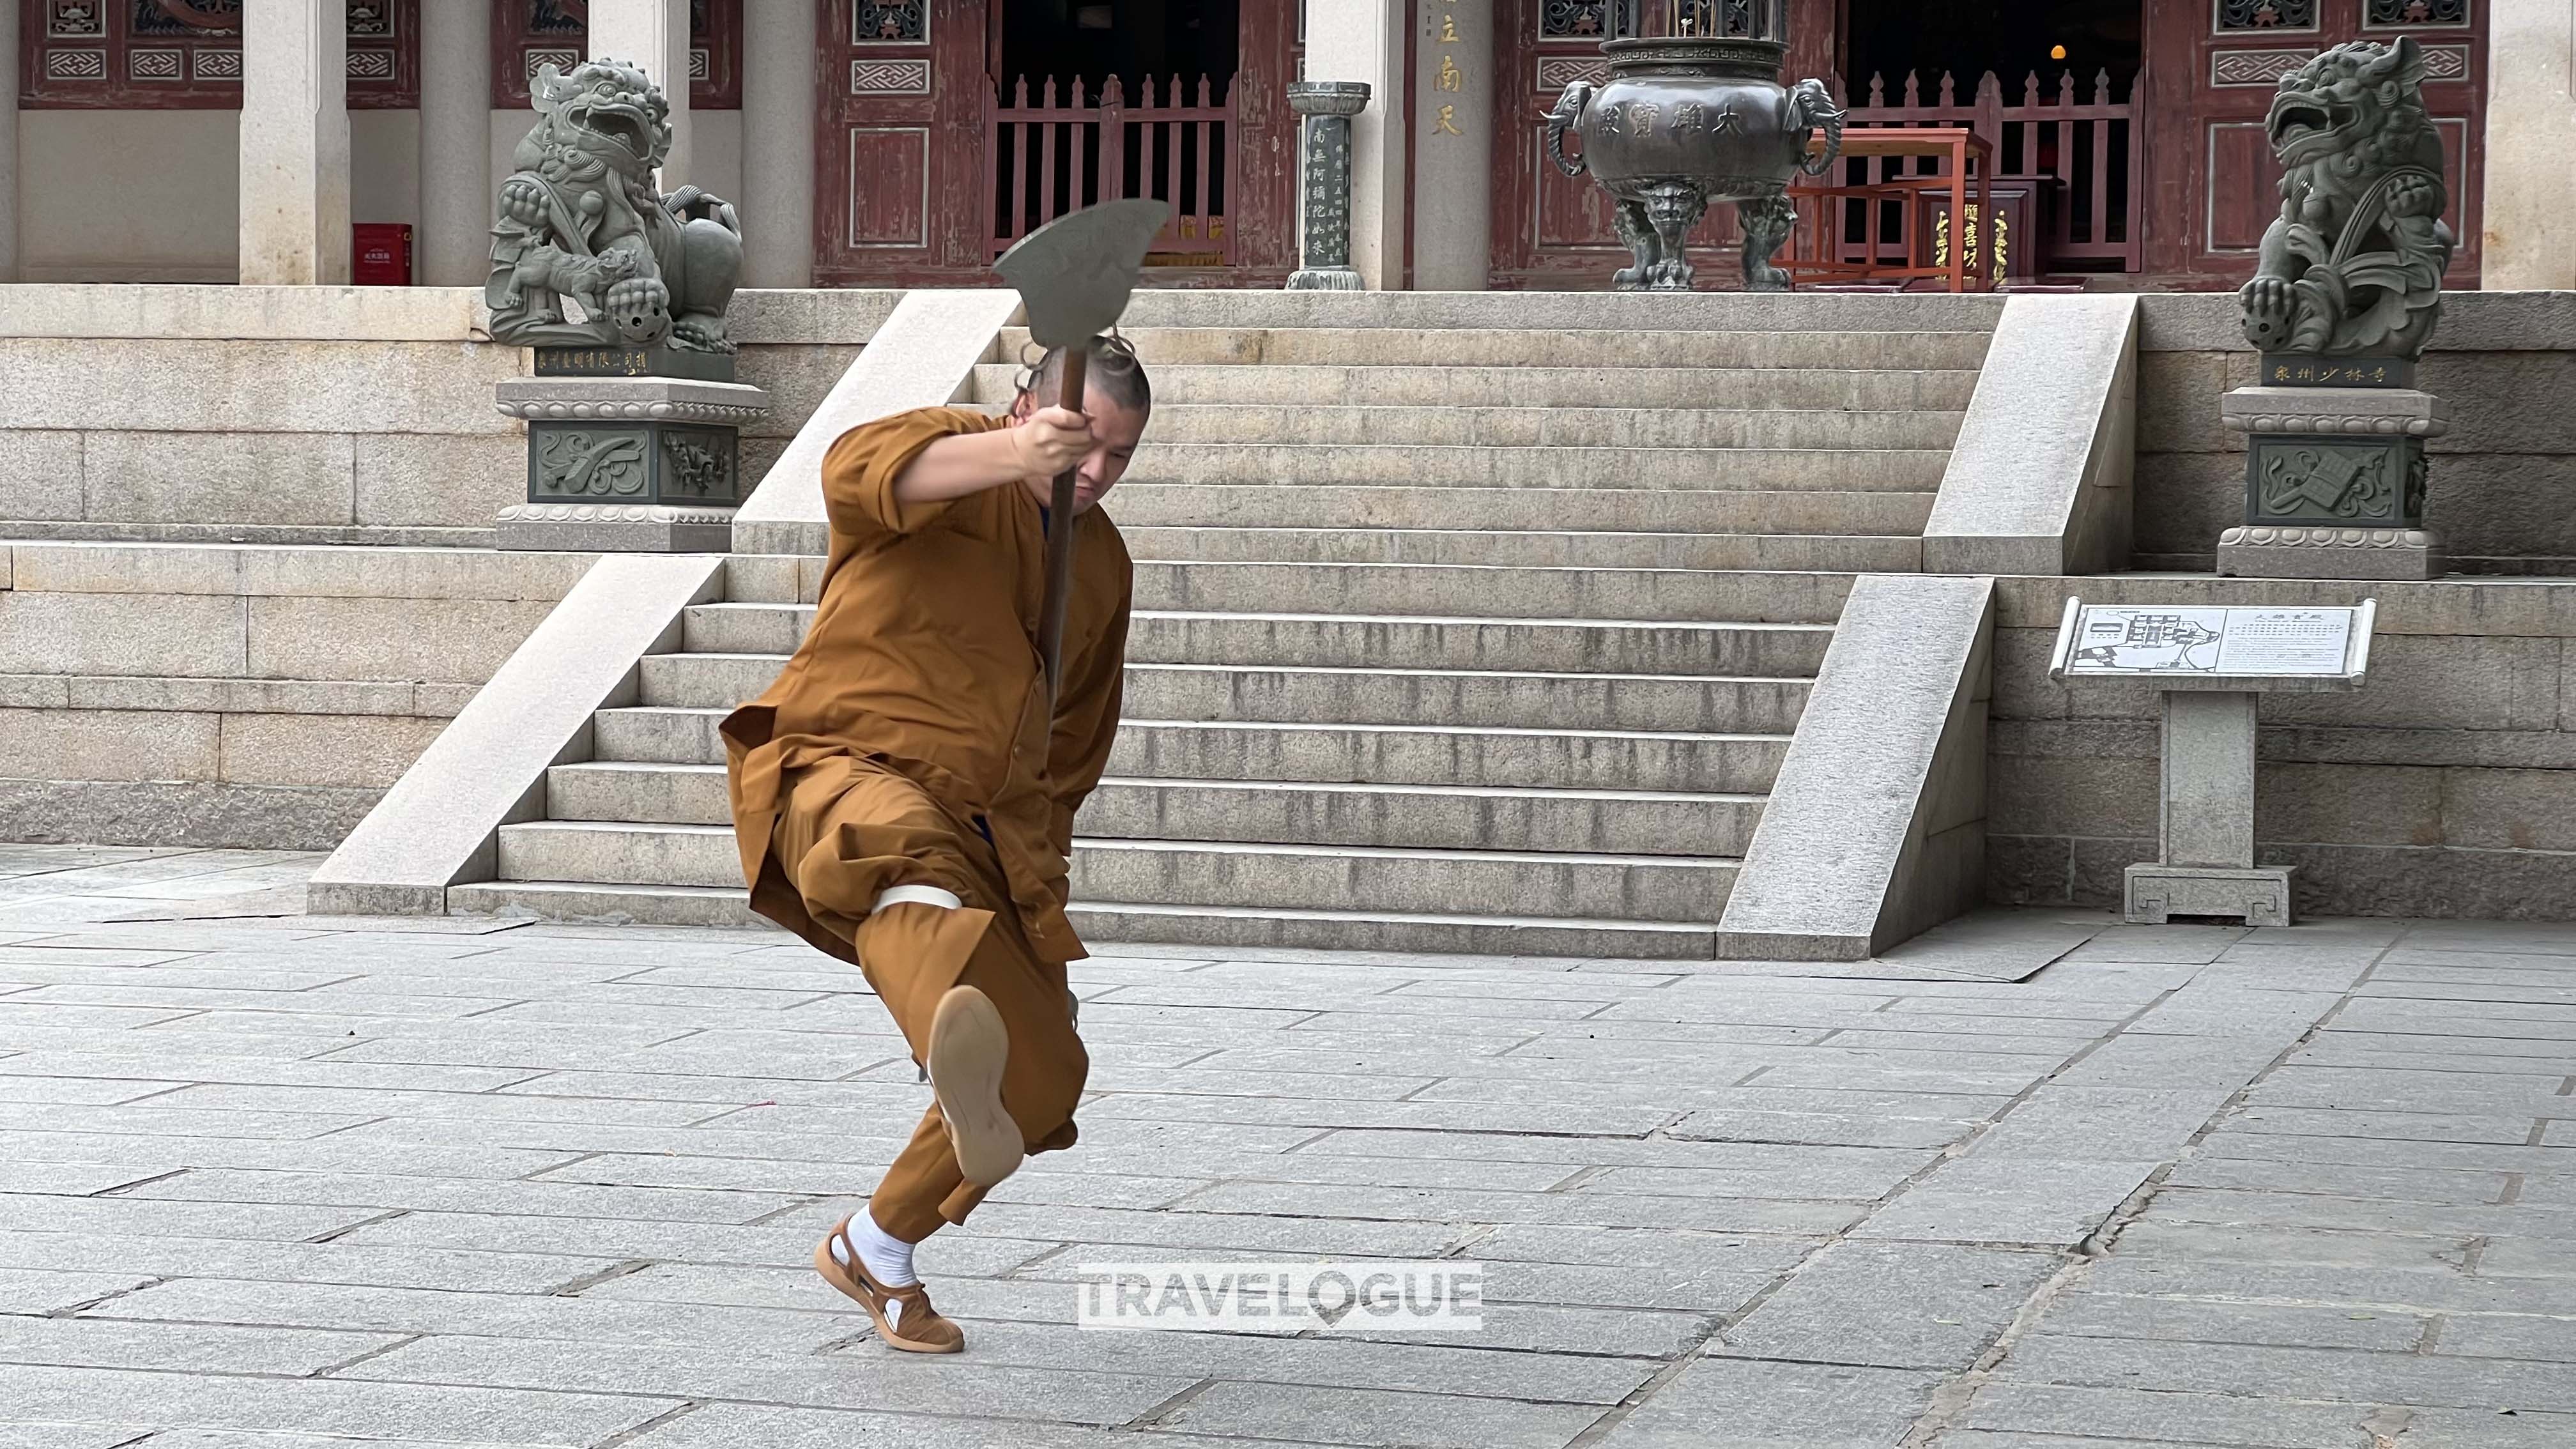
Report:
719,406,1132,1237
721,405,1132,969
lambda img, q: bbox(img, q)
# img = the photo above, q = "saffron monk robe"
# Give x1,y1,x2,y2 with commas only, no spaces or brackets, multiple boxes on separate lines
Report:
721,341,1150,1354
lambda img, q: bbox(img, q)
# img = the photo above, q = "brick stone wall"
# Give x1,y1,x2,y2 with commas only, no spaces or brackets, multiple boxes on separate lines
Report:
2133,292,2576,574
1987,574,2576,920
0,286,896,546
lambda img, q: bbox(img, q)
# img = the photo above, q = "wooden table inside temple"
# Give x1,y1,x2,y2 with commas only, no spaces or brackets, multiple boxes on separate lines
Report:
1782,126,1998,293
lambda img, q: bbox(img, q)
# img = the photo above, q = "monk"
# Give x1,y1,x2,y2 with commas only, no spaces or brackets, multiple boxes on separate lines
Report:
720,340,1149,1354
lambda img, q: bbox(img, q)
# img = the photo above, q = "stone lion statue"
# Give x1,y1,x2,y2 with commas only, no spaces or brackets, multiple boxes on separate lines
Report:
487,58,744,353
2239,37,2453,361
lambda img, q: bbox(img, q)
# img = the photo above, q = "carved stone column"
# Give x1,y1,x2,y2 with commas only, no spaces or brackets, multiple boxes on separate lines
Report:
741,0,818,288
1287,81,1370,292
239,0,351,285
2483,0,2576,291
589,0,693,190
0,0,19,282
418,0,493,287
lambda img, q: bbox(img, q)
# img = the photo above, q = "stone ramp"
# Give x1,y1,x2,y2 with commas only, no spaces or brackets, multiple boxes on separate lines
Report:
447,290,2005,956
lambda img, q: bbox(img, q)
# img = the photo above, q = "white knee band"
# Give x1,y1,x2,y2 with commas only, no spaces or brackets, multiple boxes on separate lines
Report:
872,884,962,914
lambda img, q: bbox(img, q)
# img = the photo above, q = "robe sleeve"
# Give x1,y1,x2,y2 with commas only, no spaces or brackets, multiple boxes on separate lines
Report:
1046,540,1133,882
820,406,1008,540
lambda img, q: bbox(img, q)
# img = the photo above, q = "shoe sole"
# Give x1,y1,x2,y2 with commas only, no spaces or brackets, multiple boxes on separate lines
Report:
929,985,1023,1188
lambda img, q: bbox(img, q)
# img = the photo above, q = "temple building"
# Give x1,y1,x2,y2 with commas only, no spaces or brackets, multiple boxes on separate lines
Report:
2,1,2570,293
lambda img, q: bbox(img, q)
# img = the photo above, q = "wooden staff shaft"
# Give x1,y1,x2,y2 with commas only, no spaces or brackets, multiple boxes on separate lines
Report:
1037,344,1089,705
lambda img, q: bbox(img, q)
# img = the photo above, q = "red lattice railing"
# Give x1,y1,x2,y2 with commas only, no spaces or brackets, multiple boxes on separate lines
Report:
986,75,1235,265
1820,66,2144,273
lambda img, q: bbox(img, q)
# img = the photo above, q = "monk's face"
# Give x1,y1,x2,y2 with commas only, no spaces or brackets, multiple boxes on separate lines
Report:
1011,383,1148,514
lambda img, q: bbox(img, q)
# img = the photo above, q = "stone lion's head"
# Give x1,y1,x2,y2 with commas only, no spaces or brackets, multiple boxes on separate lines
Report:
2266,37,2430,174
532,58,673,176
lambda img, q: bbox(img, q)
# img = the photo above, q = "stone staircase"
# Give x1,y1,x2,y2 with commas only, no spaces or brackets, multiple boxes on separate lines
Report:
451,300,1995,957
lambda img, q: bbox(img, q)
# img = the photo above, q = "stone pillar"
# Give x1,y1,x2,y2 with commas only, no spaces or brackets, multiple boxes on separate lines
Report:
590,0,692,190
240,0,351,286
2126,690,2294,928
0,0,19,283
418,0,494,288
1411,1,1492,291
1287,82,1369,291
2483,0,2576,289
1300,0,1407,288
742,0,817,287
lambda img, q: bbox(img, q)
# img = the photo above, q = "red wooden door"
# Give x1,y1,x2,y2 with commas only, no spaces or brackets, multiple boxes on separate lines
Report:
1490,0,1632,288
2143,0,2483,285
815,0,993,285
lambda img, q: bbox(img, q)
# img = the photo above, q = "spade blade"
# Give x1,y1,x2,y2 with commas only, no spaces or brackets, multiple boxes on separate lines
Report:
995,199,1171,351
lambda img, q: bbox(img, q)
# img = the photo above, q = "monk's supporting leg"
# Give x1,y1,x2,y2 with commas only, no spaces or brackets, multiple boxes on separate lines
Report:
857,894,1090,1241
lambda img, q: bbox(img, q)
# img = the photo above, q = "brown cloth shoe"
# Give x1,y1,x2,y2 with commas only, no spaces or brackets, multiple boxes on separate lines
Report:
813,1218,966,1354
928,984,1023,1188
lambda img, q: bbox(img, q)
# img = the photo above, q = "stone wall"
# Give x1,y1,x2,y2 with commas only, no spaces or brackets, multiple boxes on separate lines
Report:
0,285,896,546
2135,291,2576,574
1988,574,2576,920
0,542,603,850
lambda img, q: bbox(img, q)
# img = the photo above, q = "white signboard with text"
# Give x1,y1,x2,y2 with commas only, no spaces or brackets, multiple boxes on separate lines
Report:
2047,600,2375,689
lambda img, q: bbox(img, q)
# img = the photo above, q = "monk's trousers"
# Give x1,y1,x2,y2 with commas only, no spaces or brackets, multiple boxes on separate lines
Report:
772,755,1089,1241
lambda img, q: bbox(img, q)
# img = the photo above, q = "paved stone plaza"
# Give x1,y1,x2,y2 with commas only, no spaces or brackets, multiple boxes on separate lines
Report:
1,844,2573,1448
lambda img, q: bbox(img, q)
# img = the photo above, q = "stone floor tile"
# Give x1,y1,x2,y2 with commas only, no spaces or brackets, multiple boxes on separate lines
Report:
91,1276,868,1354
338,1334,1195,1427
1593,1357,1940,1448
1717,1241,2058,1370
1955,1381,2386,1448
1853,1157,2163,1247
2003,1335,2576,1412
615,1404,1310,1449
1160,1380,1607,1448
0,1268,153,1314
2034,1288,2427,1351
0,1314,406,1375
935,1319,1660,1403
0,1365,673,1445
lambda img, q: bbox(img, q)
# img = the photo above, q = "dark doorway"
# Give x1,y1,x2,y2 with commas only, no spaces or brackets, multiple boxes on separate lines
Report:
1843,0,2142,93
995,0,1241,93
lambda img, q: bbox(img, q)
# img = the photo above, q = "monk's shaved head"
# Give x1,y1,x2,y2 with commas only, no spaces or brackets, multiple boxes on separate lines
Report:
1020,335,1152,415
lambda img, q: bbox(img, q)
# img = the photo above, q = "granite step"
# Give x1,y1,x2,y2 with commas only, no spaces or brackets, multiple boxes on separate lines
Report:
1119,441,1949,491
1130,562,1856,622
1066,900,1721,959
1117,527,1922,572
1142,404,1967,450
592,709,1788,793
1081,778,1765,857
592,707,1789,792
997,325,1994,371
492,821,1735,923
1104,485,1936,535
972,362,1979,410
683,604,1836,675
640,654,1813,732
444,878,1725,957
546,762,1766,856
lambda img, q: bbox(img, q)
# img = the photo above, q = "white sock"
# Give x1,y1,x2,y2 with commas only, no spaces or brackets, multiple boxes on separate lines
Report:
832,1211,920,1288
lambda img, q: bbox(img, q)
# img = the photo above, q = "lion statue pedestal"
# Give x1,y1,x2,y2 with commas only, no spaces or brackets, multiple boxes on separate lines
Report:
486,58,765,554
2215,38,2453,583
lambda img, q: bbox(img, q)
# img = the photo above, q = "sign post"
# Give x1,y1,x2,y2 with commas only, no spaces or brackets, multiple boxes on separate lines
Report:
2049,599,2378,927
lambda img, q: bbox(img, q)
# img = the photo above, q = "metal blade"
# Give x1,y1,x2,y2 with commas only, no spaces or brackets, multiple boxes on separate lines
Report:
995,199,1172,349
